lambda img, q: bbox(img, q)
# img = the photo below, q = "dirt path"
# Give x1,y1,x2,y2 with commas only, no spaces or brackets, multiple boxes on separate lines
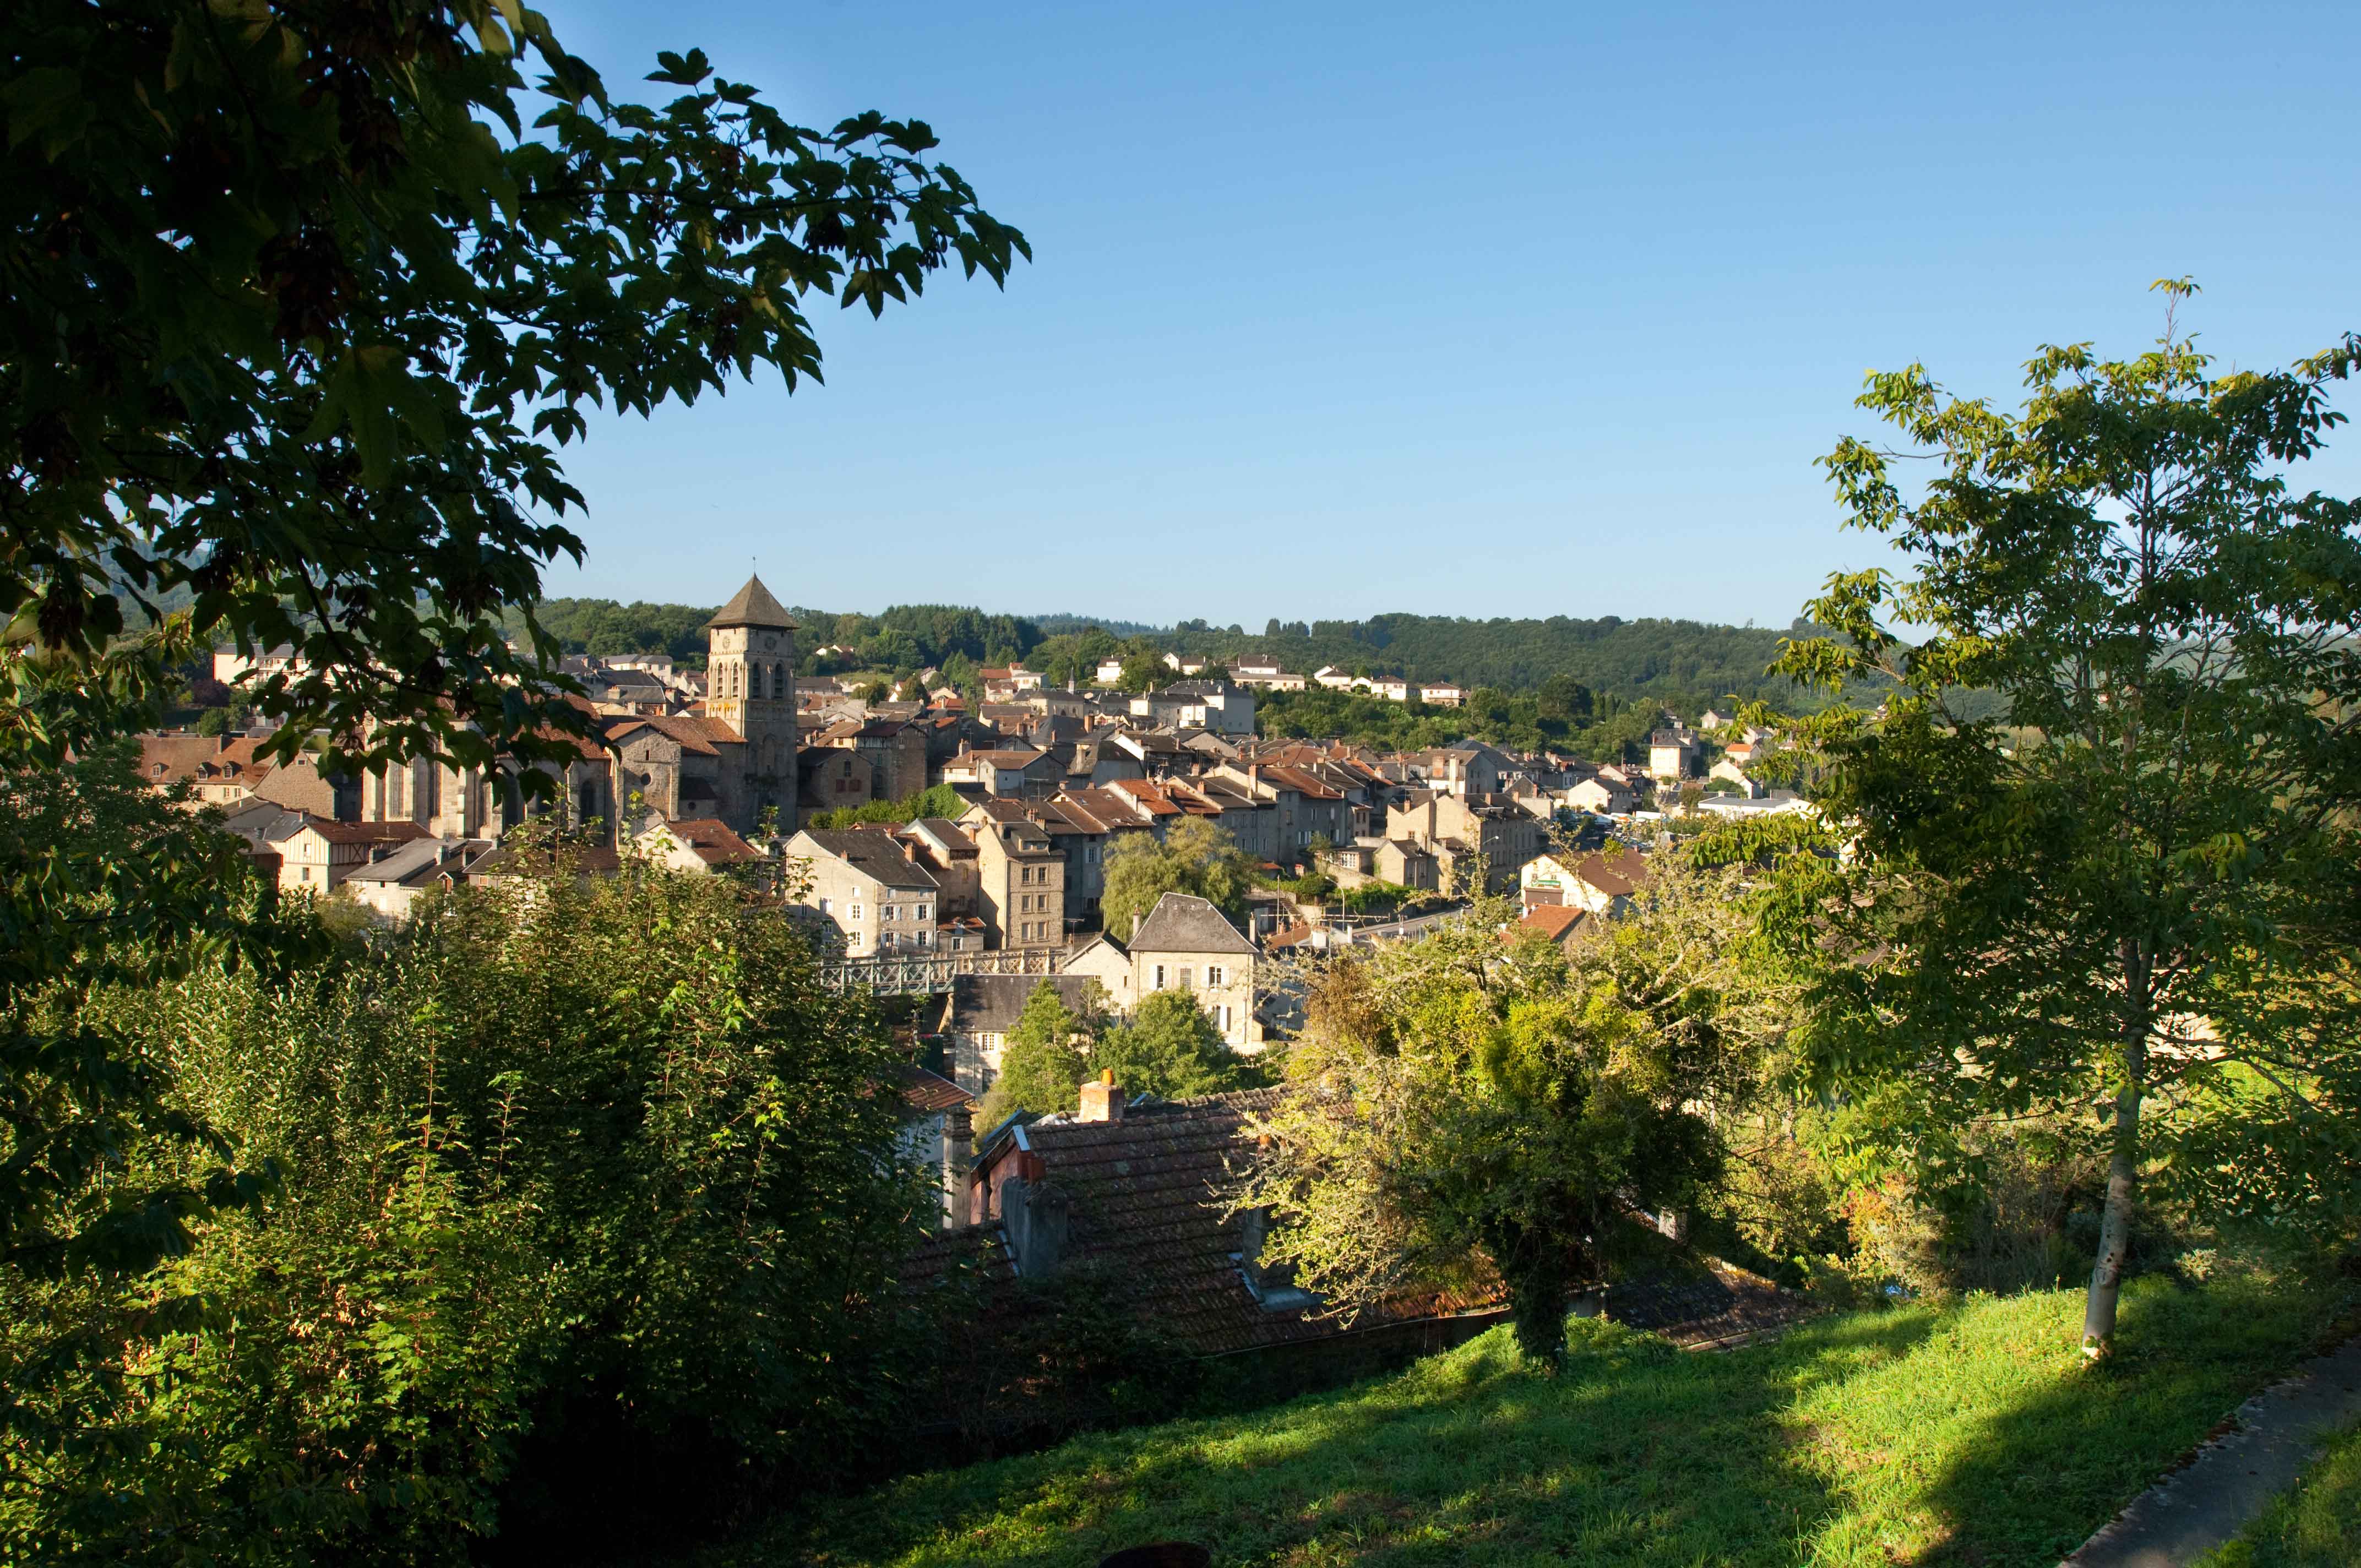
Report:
2061,1333,2361,1567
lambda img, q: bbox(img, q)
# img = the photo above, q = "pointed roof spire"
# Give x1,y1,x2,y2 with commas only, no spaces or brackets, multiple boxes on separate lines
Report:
706,574,797,631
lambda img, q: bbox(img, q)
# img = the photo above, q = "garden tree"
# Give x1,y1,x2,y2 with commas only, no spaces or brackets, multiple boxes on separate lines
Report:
1099,817,1255,939
2,0,1019,1284
975,981,1102,1124
1117,640,1169,694
1771,284,2361,1357
1093,990,1256,1102
1234,859,1786,1365
6,860,929,1561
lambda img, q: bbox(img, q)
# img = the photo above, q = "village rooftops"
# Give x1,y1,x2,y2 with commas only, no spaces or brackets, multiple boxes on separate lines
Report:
1129,892,1256,956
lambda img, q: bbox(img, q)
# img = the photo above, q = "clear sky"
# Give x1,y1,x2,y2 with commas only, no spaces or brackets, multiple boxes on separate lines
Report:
533,1,2360,628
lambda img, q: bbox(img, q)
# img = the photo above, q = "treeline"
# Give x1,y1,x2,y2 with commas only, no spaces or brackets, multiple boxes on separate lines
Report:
1192,613,1821,711
525,600,1041,676
523,596,1840,712
1258,682,1669,763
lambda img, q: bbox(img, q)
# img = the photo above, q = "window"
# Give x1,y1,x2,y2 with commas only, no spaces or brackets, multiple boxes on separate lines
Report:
916,930,932,949
917,904,930,921
851,903,863,921
1206,965,1224,987
1152,964,1167,990
819,897,831,915
1217,1005,1232,1032
1179,966,1194,990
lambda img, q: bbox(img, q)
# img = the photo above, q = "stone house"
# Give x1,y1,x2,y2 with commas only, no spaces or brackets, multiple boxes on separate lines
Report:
1567,774,1635,814
783,827,942,955
1385,790,1544,893
967,811,1068,949
342,836,494,921
812,717,928,802
941,746,1058,798
1649,729,1704,784
1061,892,1261,1052
267,815,430,895
1375,837,1440,890
639,817,764,874
798,745,875,814
1521,850,1652,917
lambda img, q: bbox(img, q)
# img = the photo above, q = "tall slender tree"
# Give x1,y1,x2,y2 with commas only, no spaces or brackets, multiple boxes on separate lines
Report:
1772,284,2361,1356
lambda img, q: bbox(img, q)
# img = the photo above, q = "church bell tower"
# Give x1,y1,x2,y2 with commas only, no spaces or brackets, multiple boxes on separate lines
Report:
704,574,798,834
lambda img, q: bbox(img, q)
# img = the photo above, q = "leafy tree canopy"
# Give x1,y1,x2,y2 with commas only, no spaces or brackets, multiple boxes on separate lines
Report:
1101,818,1255,940
1769,283,2361,1356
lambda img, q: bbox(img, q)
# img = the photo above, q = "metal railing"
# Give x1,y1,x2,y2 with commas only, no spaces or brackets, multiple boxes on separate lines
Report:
817,946,1063,995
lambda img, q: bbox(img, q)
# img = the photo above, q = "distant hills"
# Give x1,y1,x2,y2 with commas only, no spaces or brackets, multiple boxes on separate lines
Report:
527,597,1841,713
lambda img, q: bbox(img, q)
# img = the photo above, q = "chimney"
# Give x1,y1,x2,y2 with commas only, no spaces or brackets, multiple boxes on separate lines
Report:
1077,1068,1125,1124
941,1103,973,1231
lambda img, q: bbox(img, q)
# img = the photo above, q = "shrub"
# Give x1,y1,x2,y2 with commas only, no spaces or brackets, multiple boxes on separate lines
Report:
6,867,931,1564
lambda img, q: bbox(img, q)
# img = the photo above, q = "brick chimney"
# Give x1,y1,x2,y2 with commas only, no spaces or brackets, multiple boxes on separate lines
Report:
1076,1068,1125,1124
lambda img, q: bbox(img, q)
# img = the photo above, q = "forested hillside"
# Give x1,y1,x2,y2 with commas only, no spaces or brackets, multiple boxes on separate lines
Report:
521,596,1829,710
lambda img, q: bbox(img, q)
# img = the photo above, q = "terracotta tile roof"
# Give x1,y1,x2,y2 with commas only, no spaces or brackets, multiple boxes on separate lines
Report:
1573,851,1651,899
1108,778,1182,816
665,818,762,865
1515,904,1588,943
1603,1259,1821,1348
896,1063,974,1114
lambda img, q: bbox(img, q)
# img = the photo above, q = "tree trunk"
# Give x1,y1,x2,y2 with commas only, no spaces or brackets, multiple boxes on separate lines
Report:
2082,1005,2147,1360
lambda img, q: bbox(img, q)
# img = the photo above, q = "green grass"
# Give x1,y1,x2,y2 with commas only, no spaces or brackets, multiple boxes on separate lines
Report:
2196,1420,2361,1568
720,1273,2342,1568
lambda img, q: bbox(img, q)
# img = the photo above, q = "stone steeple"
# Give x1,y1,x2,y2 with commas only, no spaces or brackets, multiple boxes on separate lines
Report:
705,574,798,633
704,574,797,831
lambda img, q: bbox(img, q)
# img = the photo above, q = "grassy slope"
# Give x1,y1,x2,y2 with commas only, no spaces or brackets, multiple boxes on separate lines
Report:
2197,1420,2361,1568
737,1273,2341,1568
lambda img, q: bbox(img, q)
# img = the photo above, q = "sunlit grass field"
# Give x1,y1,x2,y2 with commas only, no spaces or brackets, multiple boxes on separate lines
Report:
729,1272,2344,1568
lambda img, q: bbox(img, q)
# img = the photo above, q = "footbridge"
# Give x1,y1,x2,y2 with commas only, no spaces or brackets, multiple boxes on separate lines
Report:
815,947,1063,997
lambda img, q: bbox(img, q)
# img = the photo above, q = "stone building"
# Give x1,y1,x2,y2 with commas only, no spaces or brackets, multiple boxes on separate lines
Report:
1062,892,1261,1053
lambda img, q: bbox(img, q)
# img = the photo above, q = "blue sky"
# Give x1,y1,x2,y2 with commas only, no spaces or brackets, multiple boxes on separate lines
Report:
534,1,2360,628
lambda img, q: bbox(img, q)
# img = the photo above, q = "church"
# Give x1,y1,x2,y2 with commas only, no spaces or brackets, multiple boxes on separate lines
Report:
598,574,799,838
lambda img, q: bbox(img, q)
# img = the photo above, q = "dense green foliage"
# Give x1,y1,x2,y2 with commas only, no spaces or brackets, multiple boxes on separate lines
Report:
3,6,1021,1556
745,1270,2345,1568
1094,992,1253,1102
806,782,969,830
1239,862,1791,1364
1256,683,1671,760
512,595,1870,707
1099,819,1256,940
977,982,1100,1125
5,862,928,1563
978,982,1257,1125
1771,286,2361,1354
6,1,1024,779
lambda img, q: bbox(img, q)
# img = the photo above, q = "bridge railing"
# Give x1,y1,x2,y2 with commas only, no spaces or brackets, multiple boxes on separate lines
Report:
817,946,1063,996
